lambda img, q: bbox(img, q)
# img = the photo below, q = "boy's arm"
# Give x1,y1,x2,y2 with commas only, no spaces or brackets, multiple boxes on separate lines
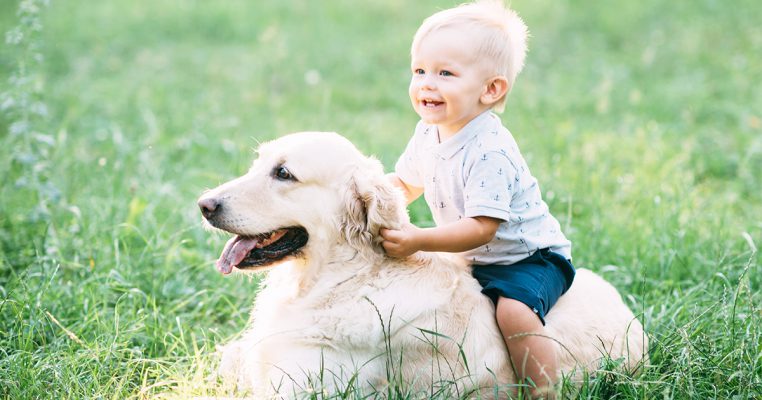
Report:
380,216,501,258
386,173,423,205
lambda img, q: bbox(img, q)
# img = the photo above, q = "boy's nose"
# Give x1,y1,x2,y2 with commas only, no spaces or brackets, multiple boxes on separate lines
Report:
420,74,437,89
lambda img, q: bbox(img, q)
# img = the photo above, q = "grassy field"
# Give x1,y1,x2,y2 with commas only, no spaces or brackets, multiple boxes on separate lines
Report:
1,0,760,398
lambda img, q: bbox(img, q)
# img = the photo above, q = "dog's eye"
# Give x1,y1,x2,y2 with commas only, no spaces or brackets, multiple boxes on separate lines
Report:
273,166,295,181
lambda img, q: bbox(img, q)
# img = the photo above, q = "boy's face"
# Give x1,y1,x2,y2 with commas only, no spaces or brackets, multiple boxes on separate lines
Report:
409,28,495,139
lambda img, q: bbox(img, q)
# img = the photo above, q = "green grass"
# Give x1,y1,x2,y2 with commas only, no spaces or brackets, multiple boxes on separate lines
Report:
1,0,760,398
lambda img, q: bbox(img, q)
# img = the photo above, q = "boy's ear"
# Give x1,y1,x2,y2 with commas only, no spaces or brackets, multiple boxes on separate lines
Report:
481,76,510,106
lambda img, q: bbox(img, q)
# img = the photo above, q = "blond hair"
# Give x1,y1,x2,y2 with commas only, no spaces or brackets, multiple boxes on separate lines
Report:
411,0,528,112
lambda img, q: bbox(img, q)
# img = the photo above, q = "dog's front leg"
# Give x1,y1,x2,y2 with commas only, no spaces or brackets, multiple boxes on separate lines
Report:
218,338,258,391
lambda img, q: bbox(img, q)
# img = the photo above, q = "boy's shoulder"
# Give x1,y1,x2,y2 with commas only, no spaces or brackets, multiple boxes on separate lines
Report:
471,114,521,155
455,115,526,175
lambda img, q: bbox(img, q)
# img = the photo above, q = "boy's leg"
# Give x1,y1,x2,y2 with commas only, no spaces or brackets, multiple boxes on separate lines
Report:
496,296,557,399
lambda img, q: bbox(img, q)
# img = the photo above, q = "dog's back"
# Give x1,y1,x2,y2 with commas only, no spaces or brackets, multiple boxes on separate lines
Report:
545,268,648,376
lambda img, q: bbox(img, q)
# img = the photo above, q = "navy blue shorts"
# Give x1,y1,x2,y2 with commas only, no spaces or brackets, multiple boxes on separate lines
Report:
471,248,575,325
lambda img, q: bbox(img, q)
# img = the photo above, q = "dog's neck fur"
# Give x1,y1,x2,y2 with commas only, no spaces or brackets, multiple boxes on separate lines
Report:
261,234,437,303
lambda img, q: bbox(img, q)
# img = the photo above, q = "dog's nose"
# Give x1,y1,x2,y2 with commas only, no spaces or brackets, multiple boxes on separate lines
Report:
198,197,221,220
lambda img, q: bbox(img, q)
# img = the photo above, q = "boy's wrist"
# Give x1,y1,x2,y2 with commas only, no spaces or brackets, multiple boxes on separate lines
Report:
414,226,432,252
417,226,451,253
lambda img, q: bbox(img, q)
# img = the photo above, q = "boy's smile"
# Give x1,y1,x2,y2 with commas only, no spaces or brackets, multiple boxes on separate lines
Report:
421,99,443,108
409,28,496,141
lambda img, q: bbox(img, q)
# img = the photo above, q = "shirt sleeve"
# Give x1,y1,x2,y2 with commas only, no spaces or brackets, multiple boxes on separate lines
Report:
462,151,517,222
394,122,425,187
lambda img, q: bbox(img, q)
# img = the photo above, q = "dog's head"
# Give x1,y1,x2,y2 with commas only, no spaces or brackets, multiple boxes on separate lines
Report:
198,132,407,274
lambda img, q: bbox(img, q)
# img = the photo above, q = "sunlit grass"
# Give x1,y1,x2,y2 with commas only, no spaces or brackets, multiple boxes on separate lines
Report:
1,0,760,398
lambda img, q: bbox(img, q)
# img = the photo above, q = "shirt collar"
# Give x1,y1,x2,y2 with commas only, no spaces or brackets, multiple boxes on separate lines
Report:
428,110,497,160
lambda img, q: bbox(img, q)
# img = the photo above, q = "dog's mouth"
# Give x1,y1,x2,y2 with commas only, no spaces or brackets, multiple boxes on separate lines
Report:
215,227,309,274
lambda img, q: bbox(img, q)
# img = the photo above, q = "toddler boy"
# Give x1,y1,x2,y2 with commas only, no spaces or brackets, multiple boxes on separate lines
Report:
381,1,575,397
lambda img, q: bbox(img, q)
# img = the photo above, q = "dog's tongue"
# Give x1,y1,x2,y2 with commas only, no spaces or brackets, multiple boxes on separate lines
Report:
214,230,289,275
216,236,258,275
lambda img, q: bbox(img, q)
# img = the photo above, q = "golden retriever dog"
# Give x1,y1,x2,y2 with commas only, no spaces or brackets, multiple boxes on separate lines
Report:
197,132,647,398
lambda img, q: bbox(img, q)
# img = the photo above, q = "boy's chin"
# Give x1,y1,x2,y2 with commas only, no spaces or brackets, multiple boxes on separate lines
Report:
416,113,444,125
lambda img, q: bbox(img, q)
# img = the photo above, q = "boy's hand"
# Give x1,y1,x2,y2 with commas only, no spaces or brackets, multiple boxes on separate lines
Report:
380,223,423,258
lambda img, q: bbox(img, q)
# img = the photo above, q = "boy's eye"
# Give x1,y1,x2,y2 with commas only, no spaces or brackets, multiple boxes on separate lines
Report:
413,68,425,75
439,70,454,77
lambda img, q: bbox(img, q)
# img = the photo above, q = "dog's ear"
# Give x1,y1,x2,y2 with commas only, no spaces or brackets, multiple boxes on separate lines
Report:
340,158,406,252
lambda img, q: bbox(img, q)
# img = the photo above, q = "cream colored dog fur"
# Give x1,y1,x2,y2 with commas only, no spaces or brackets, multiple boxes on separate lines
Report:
198,132,647,398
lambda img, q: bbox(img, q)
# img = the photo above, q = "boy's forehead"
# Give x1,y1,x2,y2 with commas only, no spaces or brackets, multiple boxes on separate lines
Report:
412,27,486,66
410,27,496,74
